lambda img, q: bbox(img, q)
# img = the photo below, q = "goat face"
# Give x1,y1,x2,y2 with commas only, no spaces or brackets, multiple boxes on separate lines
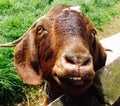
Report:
9,5,106,99
49,10,95,95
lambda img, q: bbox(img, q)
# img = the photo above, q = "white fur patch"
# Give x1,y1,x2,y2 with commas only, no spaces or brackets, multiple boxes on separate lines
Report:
63,6,81,13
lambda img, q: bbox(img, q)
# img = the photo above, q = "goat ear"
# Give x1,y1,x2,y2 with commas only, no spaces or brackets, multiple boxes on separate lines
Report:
14,29,42,85
92,37,107,71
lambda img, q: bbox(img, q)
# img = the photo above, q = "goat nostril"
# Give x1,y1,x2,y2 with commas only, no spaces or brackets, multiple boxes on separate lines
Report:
65,55,75,64
64,55,92,66
82,58,91,66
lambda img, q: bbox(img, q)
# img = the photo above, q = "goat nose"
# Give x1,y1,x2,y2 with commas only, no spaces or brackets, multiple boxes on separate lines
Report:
64,54,92,66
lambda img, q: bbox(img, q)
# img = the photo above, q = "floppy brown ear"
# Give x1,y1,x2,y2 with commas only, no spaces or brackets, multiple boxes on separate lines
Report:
14,29,42,85
92,37,107,71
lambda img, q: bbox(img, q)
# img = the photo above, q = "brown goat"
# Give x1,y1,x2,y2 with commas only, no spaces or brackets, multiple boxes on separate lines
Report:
0,5,106,105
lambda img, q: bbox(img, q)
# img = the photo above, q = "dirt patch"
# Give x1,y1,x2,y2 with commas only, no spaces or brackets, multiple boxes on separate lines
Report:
98,16,120,39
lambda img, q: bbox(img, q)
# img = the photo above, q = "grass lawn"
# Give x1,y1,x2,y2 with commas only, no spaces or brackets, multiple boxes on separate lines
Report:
0,0,120,105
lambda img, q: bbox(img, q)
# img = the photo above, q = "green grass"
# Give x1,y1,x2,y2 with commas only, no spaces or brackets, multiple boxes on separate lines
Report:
0,48,24,105
0,0,120,105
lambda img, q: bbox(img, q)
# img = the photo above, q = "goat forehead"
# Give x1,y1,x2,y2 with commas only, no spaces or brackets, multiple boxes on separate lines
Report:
53,11,85,36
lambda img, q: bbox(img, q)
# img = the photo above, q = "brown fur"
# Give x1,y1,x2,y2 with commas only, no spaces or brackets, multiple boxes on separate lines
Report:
14,5,106,105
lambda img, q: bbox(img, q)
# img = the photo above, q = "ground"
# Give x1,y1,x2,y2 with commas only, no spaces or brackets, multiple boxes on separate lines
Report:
98,17,120,39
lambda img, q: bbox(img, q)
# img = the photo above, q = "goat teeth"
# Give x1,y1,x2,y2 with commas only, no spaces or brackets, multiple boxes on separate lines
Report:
69,77,81,80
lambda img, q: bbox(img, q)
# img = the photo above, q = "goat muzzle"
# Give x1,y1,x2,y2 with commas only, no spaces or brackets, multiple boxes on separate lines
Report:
53,51,95,95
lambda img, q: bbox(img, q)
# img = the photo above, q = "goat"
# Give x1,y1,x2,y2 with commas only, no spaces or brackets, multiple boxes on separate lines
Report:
0,5,106,105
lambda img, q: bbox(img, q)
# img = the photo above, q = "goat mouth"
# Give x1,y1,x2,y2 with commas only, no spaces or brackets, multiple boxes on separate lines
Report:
53,75,93,95
61,77,84,87
54,74,92,88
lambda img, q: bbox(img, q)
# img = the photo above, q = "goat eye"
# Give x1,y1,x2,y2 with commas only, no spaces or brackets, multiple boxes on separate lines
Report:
37,26,44,34
90,30,96,37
